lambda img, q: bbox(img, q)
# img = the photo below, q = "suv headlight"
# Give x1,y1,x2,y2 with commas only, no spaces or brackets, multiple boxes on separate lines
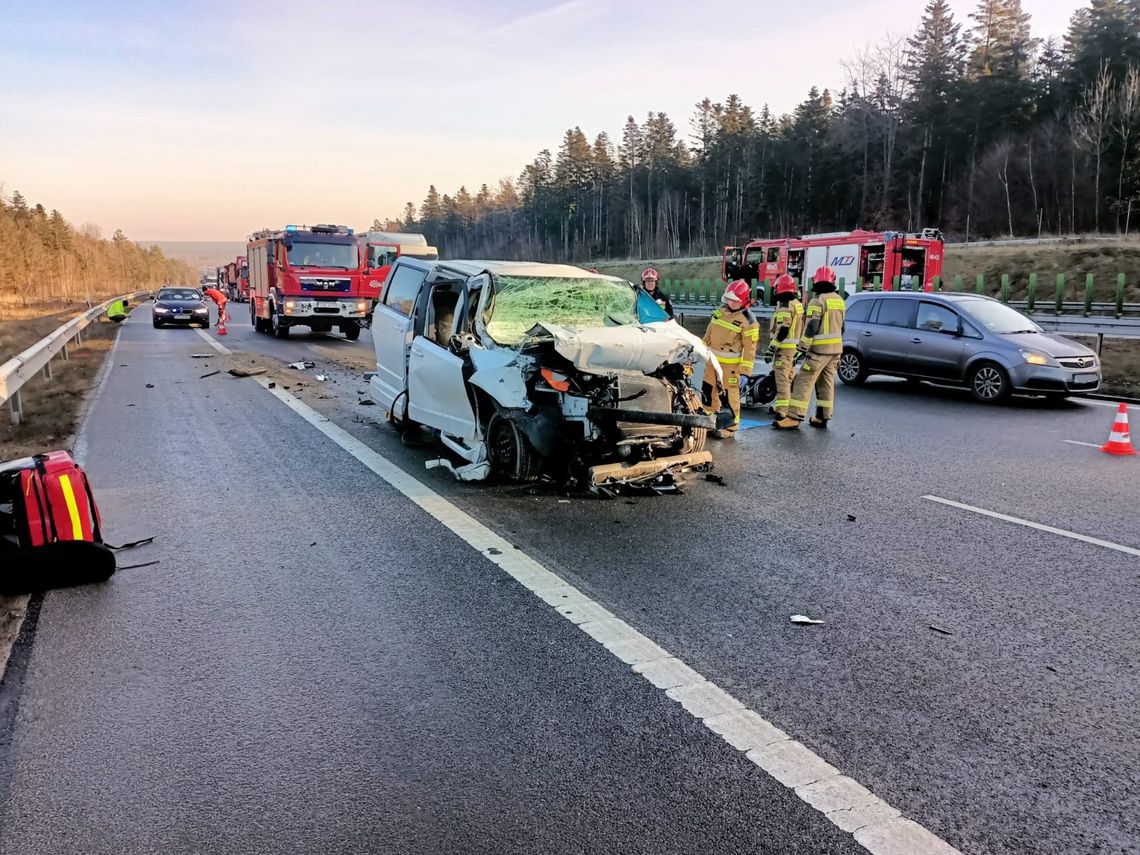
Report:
1019,349,1053,366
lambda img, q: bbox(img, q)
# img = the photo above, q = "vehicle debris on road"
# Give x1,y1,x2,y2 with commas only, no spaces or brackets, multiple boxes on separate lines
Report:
287,361,314,370
790,614,825,625
227,367,268,378
198,370,220,379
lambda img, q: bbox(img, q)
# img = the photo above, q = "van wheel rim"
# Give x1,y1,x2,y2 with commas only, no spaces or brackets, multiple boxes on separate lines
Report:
838,354,859,381
974,367,1002,398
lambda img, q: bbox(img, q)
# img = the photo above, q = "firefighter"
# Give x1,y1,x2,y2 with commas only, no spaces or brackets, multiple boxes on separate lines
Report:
202,284,228,325
773,266,846,430
701,279,759,437
640,267,674,318
764,274,804,418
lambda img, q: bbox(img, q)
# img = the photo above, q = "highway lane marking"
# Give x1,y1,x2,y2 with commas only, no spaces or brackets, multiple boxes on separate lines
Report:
923,495,1140,558
1062,440,1101,448
207,328,959,855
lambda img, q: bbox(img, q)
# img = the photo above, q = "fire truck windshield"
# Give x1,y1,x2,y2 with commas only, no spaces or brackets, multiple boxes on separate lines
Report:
286,241,358,269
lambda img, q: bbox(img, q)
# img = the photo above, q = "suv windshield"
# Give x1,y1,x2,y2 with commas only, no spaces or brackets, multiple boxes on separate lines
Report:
959,299,1040,334
483,275,639,345
286,241,358,269
159,290,201,301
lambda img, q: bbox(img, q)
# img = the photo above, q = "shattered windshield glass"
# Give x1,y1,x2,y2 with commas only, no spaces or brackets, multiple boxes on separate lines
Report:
483,275,639,345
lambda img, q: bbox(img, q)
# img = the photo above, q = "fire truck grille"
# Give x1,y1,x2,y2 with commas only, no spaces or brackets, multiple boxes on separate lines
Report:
299,278,350,293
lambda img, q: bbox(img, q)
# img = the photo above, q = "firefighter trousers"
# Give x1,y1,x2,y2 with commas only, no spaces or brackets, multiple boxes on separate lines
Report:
771,350,797,417
702,362,740,433
787,352,840,420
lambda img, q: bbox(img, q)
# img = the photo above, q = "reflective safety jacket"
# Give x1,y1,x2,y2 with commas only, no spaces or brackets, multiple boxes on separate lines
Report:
800,292,845,355
703,305,760,376
770,299,804,351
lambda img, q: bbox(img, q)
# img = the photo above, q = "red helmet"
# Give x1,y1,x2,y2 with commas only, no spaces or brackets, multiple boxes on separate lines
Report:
641,266,659,283
813,266,837,285
724,279,751,306
773,274,797,296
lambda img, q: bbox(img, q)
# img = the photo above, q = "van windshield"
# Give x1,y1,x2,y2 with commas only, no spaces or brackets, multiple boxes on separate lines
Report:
959,299,1040,334
482,275,639,345
286,241,358,269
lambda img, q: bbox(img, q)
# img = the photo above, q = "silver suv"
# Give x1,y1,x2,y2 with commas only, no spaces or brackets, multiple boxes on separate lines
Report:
838,292,1101,402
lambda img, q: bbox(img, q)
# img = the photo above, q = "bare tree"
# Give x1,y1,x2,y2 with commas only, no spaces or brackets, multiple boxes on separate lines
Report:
992,139,1015,237
1076,63,1114,233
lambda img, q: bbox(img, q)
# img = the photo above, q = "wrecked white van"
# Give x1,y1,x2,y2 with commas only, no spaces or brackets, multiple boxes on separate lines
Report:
369,259,730,487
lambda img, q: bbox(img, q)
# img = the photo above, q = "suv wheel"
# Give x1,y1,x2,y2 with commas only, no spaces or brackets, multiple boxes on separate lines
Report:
487,414,541,482
838,350,868,385
969,362,1010,403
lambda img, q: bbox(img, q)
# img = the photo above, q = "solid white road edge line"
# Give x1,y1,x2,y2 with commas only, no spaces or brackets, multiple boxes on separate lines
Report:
923,495,1140,558
1062,440,1101,448
214,354,960,855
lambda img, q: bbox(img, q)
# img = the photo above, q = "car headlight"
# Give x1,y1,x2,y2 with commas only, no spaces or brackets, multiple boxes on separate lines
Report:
193,307,208,314
1020,349,1052,366
154,307,169,313
355,301,368,313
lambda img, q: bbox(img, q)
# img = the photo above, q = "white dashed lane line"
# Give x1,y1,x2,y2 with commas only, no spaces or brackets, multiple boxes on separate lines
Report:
923,495,1140,558
208,322,961,855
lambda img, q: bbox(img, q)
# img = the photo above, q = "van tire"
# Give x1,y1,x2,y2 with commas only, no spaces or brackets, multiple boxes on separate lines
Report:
487,414,541,482
969,362,1010,403
838,350,868,385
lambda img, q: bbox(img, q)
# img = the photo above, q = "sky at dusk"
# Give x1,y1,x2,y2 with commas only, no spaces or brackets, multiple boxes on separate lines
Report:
1,0,1080,242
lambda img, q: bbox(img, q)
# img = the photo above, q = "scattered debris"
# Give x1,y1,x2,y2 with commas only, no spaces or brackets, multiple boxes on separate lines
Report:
790,614,825,626
314,374,328,381
705,473,726,486
425,458,492,481
357,398,375,406
558,499,570,504
846,514,857,522
364,372,376,380
1045,665,1058,673
288,361,314,370
145,383,154,389
268,382,276,389
126,403,135,407
199,370,220,379
118,561,160,570
190,354,214,359
487,547,503,556
228,367,268,378
929,625,953,636
310,541,317,547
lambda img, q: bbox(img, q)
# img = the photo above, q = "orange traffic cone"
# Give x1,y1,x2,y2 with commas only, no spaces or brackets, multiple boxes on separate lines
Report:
217,313,228,336
1101,403,1136,456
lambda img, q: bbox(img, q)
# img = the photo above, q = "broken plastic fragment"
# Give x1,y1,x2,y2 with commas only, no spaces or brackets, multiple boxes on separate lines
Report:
425,458,492,482
315,374,328,381
287,361,314,370
790,614,824,626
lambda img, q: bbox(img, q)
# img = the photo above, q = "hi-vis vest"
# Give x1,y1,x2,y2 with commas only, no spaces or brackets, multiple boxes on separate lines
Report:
801,293,846,355
770,299,804,350
703,306,760,374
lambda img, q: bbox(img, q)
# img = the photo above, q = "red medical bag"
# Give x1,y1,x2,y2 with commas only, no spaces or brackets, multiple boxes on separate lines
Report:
0,451,103,549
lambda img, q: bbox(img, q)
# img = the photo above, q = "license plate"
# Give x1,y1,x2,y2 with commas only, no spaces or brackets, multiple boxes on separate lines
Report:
1074,373,1098,383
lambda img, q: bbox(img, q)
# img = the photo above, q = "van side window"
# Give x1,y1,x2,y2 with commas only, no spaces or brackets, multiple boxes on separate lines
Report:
845,298,873,323
916,302,958,333
767,247,780,263
874,299,915,328
383,265,426,317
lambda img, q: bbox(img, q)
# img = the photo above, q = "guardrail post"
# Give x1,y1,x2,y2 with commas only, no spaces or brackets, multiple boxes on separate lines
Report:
42,359,53,382
931,276,942,292
1083,274,1094,316
954,275,963,292
1026,273,1037,312
8,389,22,425
873,276,881,291
1116,273,1125,318
1054,274,1065,315
975,274,985,294
1000,274,1010,303
855,277,863,293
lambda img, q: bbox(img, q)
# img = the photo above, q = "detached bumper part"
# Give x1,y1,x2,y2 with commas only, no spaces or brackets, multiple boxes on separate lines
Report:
588,451,713,486
587,407,716,431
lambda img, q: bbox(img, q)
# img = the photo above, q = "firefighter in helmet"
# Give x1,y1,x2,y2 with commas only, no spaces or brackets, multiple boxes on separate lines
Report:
702,279,759,437
640,267,674,318
773,266,845,430
765,274,804,418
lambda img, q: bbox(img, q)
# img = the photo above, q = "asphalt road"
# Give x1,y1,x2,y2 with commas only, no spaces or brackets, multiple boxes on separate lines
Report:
1,306,1137,854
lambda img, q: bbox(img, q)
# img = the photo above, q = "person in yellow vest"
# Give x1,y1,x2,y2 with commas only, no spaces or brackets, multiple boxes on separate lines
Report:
773,266,846,430
701,279,759,437
106,298,128,323
765,274,804,418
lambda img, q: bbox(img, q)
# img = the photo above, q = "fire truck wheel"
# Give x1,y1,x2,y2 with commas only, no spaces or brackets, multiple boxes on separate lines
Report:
271,308,290,339
838,350,868,385
343,324,361,342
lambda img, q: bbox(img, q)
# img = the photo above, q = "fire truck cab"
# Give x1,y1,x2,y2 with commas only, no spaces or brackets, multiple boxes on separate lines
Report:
724,228,944,293
247,224,368,340
357,231,438,315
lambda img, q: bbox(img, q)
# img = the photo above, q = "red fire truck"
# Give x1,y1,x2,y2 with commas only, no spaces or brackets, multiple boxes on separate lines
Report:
224,257,250,302
356,231,438,316
247,224,368,340
723,228,945,292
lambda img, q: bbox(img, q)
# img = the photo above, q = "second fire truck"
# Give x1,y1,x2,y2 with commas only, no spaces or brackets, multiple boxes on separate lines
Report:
723,228,945,292
247,224,368,340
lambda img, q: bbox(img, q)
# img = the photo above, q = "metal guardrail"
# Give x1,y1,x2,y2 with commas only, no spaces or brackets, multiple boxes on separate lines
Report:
0,291,150,424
